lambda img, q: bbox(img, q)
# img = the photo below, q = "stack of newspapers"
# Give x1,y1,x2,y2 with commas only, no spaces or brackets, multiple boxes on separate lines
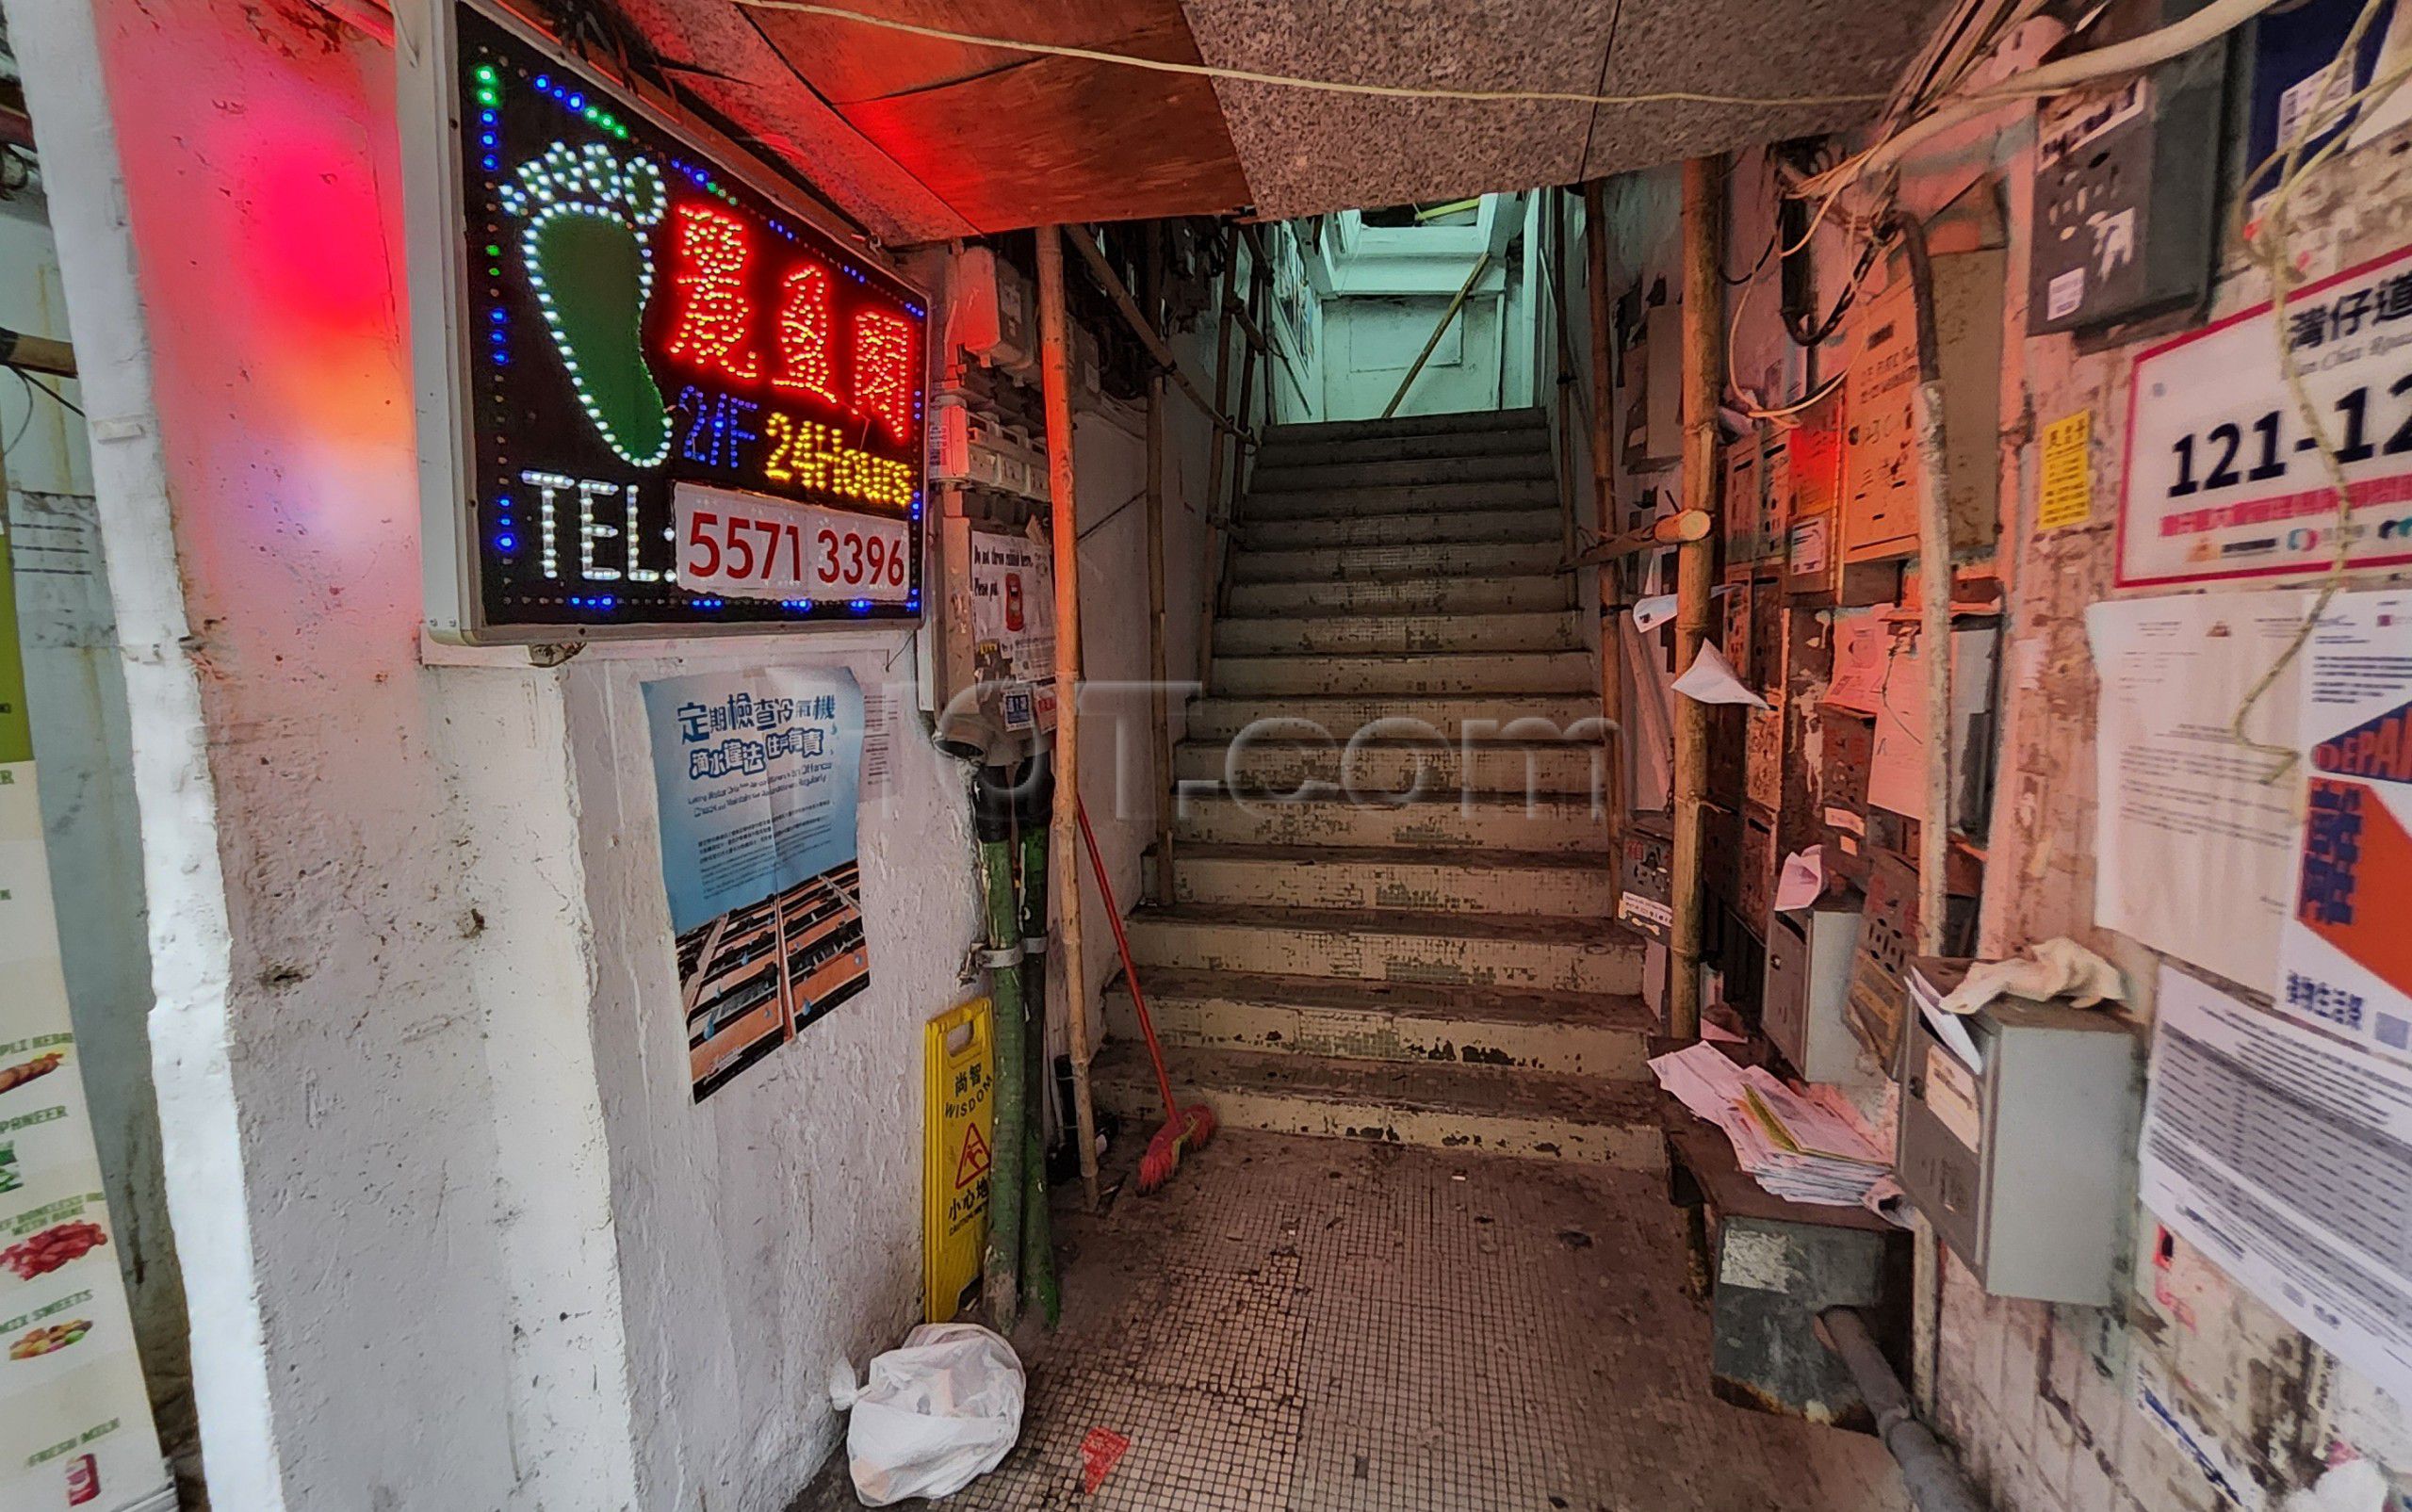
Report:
1650,1040,1890,1207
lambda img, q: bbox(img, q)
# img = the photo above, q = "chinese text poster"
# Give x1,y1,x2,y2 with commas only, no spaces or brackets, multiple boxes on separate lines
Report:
643,665,870,1100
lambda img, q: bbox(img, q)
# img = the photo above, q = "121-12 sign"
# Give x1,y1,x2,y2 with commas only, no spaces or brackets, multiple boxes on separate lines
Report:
675,483,911,601
2121,244,2412,587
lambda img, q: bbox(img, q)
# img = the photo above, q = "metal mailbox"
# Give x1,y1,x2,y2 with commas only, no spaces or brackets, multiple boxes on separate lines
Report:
1765,905,1871,1086
1894,983,2143,1306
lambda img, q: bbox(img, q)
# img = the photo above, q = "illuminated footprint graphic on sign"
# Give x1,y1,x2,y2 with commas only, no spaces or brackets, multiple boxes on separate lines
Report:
501,142,671,466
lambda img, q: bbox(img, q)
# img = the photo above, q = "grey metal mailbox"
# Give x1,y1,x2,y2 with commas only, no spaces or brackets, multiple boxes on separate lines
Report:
1765,905,1869,1086
1894,989,2143,1307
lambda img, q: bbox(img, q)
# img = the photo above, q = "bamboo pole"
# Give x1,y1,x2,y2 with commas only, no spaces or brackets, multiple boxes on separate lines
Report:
1196,246,1263,687
1143,223,1174,907
1668,155,1723,1044
1199,229,1238,645
1380,252,1491,419
1225,259,1269,617
1584,181,1626,903
1035,228,1100,1211
1551,194,1580,566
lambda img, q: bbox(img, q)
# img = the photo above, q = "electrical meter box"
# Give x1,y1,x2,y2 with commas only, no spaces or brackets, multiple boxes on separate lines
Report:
2028,0,2229,335
1616,812,1675,943
1841,247,2005,564
1895,981,2143,1306
1765,905,1870,1086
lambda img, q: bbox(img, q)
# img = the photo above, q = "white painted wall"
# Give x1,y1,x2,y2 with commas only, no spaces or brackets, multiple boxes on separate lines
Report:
0,197,195,1474
18,4,1227,1509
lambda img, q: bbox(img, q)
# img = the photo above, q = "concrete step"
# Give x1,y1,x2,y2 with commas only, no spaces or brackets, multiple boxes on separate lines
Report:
1250,453,1556,495
1263,408,1546,446
1177,737,1609,799
1240,506,1562,552
1090,1041,1668,1167
1174,790,1608,854
1243,478,1559,521
1102,967,1651,1076
1255,425,1551,469
1232,539,1561,584
1212,650,1593,698
1125,902,1642,994
1184,691,1604,742
1168,840,1614,917
1214,608,1584,658
1224,575,1572,618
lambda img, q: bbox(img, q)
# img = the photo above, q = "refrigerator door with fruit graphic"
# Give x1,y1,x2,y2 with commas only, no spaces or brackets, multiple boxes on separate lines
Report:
0,511,172,1508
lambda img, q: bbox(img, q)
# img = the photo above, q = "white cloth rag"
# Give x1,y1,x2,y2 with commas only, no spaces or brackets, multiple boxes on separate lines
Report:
1936,936,2126,1016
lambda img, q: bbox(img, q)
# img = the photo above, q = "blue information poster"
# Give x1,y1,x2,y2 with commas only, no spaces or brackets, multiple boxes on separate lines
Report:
642,664,870,1100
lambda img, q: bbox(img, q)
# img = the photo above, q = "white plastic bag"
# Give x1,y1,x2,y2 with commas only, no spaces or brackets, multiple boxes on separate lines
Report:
828,1322,1025,1506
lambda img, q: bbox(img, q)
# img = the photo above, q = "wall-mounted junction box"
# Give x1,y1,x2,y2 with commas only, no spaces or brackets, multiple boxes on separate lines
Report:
1765,905,1870,1086
1894,978,2143,1306
2028,0,2229,335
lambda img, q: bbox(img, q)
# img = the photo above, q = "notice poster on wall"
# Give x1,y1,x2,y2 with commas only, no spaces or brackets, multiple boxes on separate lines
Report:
0,534,171,1510
643,665,870,1101
2119,244,2412,588
2276,589,2412,1060
2088,593,2308,993
2139,966,2412,1409
967,529,1055,732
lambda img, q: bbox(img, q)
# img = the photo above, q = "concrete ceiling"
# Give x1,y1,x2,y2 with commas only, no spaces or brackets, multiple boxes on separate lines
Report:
625,0,1949,240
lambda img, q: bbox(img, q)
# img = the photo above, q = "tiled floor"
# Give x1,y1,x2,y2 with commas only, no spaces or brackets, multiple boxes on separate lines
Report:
796,1132,1909,1511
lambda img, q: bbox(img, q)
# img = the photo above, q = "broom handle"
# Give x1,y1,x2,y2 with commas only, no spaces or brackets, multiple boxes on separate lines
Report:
1076,799,1182,1126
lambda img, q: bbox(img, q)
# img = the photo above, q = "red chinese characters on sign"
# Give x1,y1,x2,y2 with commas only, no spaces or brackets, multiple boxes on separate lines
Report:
773,264,839,405
656,197,915,445
663,203,763,382
853,308,916,443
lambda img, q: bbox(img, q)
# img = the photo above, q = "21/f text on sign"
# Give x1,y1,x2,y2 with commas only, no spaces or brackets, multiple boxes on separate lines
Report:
674,481,913,604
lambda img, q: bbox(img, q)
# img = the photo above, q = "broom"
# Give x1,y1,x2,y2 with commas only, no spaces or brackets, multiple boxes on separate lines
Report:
1075,798,1215,1194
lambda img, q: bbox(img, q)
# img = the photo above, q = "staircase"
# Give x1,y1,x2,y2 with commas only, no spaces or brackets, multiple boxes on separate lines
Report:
1095,408,1663,1170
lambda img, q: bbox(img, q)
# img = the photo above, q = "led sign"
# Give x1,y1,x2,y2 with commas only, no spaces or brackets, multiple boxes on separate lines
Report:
410,2,927,642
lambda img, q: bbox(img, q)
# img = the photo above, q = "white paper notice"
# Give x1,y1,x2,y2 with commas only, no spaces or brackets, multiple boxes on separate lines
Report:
1670,642,1770,710
1773,847,1824,912
2276,589,2412,1063
2088,593,2308,994
2139,966,2412,1408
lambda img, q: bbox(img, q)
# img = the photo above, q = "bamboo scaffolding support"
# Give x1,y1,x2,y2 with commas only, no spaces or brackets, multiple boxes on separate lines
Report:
1225,260,1268,615
1035,228,1100,1211
1143,224,1174,907
1668,155,1724,1044
1582,182,1627,896
1551,193,1580,566
1197,232,1239,691
1380,251,1491,419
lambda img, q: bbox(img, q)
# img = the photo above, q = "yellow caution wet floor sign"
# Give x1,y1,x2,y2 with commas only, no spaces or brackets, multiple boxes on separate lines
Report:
923,997,994,1324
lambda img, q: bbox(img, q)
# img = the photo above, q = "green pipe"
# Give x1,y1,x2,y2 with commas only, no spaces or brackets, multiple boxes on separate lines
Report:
974,765,1025,1333
1016,755,1060,1325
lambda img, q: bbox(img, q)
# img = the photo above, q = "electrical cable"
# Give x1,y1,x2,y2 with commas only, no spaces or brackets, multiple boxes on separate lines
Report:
726,0,1892,110
1803,0,2288,196
13,369,83,418
2220,0,2409,772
